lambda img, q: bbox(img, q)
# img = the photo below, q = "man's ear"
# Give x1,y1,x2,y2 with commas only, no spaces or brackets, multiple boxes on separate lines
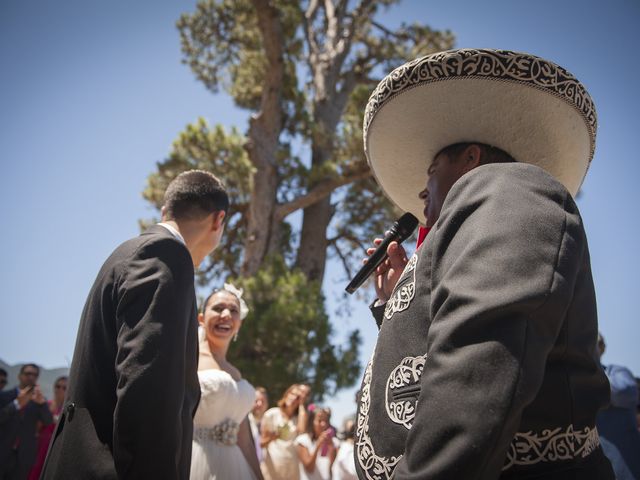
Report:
212,210,226,231
462,144,482,173
160,206,167,221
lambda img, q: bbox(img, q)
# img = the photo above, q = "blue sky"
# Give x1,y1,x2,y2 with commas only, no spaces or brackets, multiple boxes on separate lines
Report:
1,0,639,424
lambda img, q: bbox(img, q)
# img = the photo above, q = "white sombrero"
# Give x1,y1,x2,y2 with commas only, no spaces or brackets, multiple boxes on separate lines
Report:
363,48,597,221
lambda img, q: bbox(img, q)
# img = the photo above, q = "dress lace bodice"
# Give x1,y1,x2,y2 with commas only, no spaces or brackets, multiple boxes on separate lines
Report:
193,369,255,428
190,369,258,479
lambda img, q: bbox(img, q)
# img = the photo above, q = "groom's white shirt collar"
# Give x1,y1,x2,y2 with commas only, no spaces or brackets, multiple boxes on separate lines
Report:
157,222,186,246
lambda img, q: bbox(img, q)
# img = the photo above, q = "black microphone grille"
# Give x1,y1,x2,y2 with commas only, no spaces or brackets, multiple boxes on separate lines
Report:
395,213,419,240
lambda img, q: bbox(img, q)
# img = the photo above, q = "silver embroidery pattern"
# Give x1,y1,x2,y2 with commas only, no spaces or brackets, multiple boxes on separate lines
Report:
503,425,600,470
384,253,418,320
364,49,596,161
356,358,402,479
385,355,427,429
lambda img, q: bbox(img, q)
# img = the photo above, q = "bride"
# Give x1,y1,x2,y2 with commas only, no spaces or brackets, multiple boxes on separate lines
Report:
190,284,263,480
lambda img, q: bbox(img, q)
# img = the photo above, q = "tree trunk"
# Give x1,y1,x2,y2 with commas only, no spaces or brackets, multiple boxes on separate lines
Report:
242,0,285,277
296,100,342,282
296,181,332,282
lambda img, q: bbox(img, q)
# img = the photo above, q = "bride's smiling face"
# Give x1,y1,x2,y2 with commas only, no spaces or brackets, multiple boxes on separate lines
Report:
199,291,242,346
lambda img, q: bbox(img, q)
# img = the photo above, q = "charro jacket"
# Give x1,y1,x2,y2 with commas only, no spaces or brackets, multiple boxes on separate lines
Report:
354,163,613,479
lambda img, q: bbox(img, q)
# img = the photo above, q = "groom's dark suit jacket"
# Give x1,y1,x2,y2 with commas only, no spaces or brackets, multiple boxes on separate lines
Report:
40,225,200,480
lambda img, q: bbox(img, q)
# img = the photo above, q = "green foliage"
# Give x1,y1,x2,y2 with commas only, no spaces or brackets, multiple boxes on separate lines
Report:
143,118,255,280
177,0,304,116
226,256,361,401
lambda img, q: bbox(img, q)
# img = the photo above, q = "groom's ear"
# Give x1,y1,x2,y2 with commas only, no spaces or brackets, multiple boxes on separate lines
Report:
212,210,226,231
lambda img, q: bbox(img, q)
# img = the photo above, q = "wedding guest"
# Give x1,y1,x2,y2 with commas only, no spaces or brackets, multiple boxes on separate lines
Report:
27,376,67,480
596,333,640,479
636,377,640,431
0,369,7,392
0,364,53,480
332,419,356,480
249,387,269,463
296,407,338,480
190,284,263,480
261,384,310,480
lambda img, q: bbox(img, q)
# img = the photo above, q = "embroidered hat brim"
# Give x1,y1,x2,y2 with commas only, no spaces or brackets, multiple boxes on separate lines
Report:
363,49,597,222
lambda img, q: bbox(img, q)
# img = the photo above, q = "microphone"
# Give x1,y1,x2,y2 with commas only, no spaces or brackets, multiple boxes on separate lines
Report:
345,213,419,294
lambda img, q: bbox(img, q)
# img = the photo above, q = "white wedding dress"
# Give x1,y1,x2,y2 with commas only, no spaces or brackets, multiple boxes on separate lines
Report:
190,369,257,480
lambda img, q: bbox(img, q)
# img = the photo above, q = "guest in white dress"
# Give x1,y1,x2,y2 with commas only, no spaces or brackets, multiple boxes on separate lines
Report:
332,420,357,480
248,387,268,464
190,284,263,480
261,384,310,480
295,407,339,480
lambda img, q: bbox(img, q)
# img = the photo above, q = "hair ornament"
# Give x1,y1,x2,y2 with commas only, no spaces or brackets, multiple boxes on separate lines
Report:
222,282,249,320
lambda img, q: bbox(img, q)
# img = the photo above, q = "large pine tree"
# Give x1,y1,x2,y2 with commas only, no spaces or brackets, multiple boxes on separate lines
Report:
143,0,454,400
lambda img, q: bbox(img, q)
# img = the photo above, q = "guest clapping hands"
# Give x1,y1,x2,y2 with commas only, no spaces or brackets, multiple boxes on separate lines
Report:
296,407,338,480
261,384,311,480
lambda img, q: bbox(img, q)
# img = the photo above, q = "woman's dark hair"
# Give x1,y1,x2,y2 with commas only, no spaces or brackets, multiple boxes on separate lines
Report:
163,170,229,221
307,407,332,441
200,288,240,314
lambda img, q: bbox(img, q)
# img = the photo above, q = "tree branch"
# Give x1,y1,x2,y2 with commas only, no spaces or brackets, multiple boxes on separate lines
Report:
275,166,371,220
370,19,409,40
328,0,376,85
328,238,354,279
329,232,368,254
324,0,338,53
342,0,375,43
304,0,321,59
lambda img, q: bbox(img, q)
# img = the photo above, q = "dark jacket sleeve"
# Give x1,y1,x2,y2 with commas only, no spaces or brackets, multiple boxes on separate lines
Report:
112,239,194,479
394,166,586,479
0,401,17,424
0,389,18,424
36,401,54,425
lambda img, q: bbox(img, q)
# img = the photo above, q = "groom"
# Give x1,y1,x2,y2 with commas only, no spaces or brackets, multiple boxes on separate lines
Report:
41,170,229,479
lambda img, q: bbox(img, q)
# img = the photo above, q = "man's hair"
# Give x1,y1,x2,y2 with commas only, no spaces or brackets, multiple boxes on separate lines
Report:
20,363,40,375
439,142,516,165
163,170,229,221
0,368,7,377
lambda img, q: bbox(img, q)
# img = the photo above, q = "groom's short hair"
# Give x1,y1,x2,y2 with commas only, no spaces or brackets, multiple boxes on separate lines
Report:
163,170,229,221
